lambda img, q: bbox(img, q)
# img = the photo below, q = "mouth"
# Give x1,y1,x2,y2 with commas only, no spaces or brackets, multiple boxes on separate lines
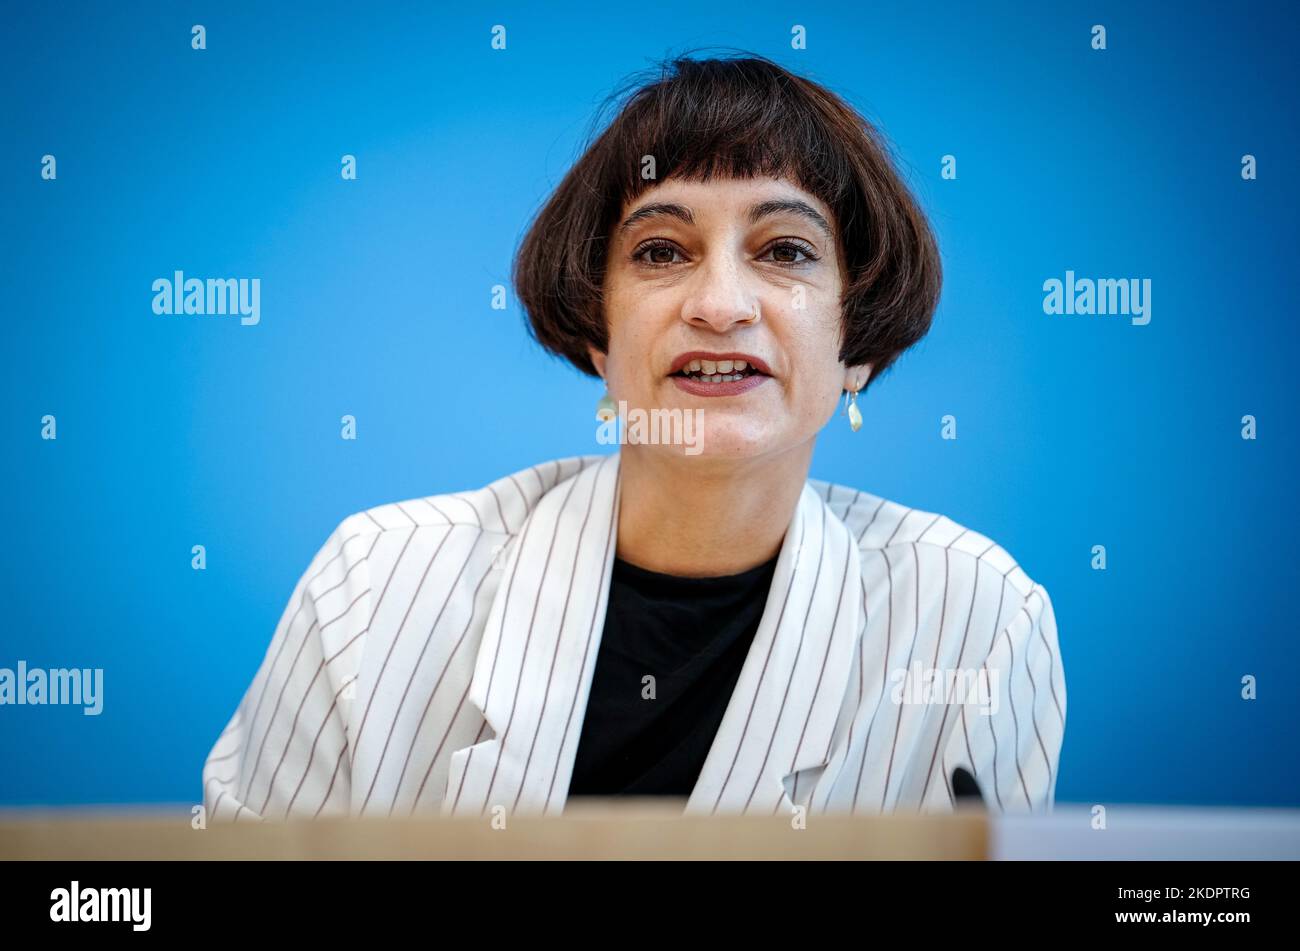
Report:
667,351,773,384
665,351,773,398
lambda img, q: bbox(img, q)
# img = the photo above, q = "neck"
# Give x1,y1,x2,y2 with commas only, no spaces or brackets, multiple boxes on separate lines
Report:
613,441,813,578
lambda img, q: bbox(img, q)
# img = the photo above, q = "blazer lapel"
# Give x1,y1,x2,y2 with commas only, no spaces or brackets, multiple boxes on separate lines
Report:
442,452,863,818
442,452,621,817
684,482,863,816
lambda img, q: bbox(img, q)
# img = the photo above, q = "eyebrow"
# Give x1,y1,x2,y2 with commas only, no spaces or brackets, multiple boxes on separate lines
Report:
617,198,835,244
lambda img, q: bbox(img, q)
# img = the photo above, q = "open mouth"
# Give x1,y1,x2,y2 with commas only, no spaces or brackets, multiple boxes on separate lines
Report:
670,359,769,384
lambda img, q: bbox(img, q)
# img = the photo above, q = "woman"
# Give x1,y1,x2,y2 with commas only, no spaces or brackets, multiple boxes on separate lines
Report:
203,53,1064,821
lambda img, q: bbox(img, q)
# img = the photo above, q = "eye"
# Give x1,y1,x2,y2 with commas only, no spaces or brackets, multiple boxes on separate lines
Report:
630,238,686,268
629,237,821,269
762,239,821,266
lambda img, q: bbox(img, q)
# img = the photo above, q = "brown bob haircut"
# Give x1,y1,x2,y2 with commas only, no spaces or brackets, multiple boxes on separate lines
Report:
512,51,941,392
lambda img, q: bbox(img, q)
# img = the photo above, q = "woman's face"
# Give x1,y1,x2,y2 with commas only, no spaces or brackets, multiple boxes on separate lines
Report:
593,174,872,460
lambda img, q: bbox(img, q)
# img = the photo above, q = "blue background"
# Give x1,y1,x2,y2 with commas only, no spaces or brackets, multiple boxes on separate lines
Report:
2,1,1296,809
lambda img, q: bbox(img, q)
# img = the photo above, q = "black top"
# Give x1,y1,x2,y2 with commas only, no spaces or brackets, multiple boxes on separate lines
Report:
566,551,780,799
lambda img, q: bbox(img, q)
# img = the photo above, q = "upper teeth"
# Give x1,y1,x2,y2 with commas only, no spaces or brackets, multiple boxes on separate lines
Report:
686,359,748,374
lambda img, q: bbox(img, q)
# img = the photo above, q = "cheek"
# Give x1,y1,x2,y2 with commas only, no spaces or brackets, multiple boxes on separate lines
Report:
607,300,670,384
604,327,654,392
786,312,846,390
799,375,845,422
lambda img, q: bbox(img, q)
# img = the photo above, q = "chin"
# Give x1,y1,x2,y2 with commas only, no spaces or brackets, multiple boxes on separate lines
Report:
668,427,776,460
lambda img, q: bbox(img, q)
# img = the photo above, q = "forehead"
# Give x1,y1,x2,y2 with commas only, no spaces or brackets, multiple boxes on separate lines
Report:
618,175,837,236
627,174,827,208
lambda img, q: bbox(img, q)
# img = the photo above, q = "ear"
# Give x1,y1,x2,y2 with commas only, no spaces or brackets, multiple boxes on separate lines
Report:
588,345,608,380
843,362,874,392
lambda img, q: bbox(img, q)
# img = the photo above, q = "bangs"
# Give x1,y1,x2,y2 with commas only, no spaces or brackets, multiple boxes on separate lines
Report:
590,56,855,226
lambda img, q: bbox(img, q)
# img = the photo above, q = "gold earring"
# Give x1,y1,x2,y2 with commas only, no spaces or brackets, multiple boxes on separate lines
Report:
596,390,617,422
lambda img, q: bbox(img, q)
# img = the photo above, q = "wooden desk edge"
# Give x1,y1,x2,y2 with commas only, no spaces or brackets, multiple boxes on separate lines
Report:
0,804,989,860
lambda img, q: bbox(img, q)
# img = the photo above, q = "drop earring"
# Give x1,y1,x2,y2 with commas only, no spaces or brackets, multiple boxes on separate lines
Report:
596,390,617,422
845,386,863,432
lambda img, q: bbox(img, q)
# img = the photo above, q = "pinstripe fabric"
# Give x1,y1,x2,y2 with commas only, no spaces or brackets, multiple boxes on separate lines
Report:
202,452,1066,821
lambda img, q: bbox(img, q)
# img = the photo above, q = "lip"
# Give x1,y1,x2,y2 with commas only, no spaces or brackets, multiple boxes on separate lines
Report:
667,350,774,376
671,373,771,398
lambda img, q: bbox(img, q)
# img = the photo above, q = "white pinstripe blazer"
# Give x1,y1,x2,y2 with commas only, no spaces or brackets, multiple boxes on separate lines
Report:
202,451,1065,821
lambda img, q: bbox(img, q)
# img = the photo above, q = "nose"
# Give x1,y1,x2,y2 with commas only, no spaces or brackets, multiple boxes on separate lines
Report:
679,252,759,334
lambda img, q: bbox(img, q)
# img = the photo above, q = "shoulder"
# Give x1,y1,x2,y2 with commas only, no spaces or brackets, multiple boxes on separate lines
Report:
303,455,607,586
808,477,1044,610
